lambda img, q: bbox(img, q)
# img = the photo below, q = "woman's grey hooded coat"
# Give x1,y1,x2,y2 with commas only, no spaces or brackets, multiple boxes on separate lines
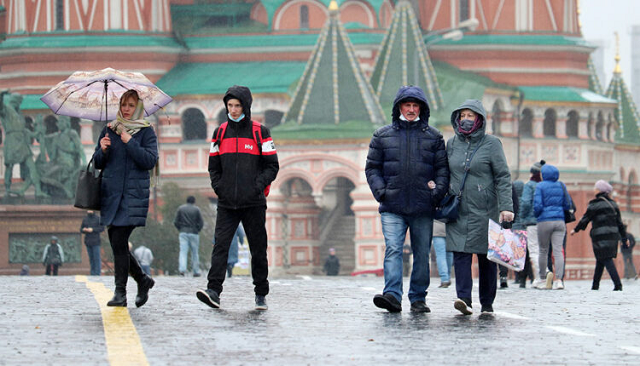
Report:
445,100,513,254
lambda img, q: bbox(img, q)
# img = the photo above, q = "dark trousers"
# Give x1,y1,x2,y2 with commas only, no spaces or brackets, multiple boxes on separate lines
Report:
45,264,59,276
107,226,145,288
515,246,534,284
593,258,622,288
621,251,637,279
207,206,269,296
453,252,497,306
86,244,101,276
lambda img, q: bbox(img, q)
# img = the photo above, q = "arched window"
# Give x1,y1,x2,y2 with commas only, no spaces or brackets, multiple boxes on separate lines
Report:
264,110,284,129
628,171,637,211
300,5,309,30
217,109,227,127
595,112,605,141
459,0,470,21
491,101,502,136
44,115,59,134
566,111,579,138
55,0,64,30
182,108,207,141
543,109,556,137
519,108,533,137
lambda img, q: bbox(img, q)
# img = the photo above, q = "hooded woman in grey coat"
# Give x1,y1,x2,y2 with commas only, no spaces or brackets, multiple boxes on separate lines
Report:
445,100,513,315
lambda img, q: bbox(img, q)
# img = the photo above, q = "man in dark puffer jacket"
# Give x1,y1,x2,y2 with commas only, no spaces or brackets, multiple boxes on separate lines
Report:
365,85,449,313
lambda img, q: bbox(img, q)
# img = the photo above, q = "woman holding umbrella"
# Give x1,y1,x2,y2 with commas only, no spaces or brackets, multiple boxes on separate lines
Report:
94,89,158,307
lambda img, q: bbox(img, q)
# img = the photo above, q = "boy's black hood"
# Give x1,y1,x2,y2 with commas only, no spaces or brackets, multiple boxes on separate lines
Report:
223,85,253,122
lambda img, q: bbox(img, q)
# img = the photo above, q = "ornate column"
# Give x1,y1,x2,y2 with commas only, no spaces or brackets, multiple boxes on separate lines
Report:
532,109,545,138
578,115,589,139
79,119,94,145
556,116,568,139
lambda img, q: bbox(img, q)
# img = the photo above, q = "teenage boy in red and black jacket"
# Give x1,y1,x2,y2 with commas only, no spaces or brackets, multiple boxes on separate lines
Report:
197,85,279,311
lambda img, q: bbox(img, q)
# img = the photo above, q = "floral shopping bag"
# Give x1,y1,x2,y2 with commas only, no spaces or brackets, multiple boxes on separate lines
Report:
487,219,528,271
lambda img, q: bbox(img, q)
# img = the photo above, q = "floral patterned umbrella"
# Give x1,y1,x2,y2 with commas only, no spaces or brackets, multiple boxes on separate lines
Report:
40,67,172,121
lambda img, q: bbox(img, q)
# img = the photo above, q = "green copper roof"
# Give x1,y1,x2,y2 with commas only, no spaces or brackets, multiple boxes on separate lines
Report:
519,86,617,103
184,31,384,50
370,0,442,110
606,71,640,143
279,9,385,136
587,57,604,95
0,34,182,50
272,119,377,140
428,61,516,128
19,94,49,111
259,0,386,30
432,34,593,47
156,61,306,96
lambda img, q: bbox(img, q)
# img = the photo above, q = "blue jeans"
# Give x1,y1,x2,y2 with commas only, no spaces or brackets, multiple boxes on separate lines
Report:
141,265,152,276
86,245,101,276
380,212,433,303
179,232,200,274
432,236,452,283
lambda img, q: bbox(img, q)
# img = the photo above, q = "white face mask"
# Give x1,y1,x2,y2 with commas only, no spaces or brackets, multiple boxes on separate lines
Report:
399,114,420,122
228,113,245,122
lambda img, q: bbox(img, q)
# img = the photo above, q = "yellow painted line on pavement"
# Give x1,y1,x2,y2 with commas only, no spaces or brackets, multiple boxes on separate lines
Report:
76,275,149,366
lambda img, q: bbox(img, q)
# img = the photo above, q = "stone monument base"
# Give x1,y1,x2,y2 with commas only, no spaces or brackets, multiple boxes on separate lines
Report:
0,205,91,275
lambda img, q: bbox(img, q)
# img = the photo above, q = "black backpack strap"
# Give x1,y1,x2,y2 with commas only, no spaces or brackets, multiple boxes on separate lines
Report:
215,122,228,146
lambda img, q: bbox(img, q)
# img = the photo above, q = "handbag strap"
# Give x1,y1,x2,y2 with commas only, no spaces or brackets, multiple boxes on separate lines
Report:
560,182,574,210
599,196,617,214
456,135,486,197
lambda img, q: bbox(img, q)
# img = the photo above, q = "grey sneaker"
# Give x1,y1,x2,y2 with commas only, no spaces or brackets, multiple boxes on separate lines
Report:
255,295,268,310
196,289,220,309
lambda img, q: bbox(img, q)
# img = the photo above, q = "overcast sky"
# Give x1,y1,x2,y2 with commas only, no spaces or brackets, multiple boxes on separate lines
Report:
580,0,636,87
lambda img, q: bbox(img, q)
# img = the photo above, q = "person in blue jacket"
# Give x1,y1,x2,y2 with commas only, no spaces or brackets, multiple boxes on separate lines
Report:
533,164,572,290
94,89,158,308
365,85,449,313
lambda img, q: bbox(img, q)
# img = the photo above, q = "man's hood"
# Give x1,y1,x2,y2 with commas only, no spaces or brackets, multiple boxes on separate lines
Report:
392,85,430,123
541,164,559,182
450,99,487,138
223,85,253,122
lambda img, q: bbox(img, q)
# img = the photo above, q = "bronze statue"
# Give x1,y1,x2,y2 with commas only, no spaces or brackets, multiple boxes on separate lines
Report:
0,91,46,198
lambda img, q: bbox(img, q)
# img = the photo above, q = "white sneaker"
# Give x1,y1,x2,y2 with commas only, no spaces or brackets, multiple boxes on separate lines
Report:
552,280,564,290
533,280,548,289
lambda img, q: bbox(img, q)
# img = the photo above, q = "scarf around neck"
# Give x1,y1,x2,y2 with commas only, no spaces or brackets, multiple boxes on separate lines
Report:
109,100,150,136
108,99,160,186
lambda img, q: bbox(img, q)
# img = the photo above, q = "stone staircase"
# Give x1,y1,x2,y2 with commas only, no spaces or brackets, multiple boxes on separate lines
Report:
318,214,355,275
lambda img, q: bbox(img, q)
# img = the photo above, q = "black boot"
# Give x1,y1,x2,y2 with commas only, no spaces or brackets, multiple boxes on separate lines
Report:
107,254,130,307
135,276,155,308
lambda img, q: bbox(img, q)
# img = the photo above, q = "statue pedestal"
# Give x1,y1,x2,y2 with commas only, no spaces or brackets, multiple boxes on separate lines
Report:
0,205,91,275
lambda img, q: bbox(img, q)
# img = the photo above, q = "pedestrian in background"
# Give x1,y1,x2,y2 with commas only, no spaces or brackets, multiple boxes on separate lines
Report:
519,160,544,287
133,243,154,277
227,224,245,277
94,89,157,308
20,264,30,276
42,236,64,276
323,248,340,276
445,99,513,315
432,220,452,288
80,210,104,276
402,244,412,277
197,85,279,311
174,196,204,277
571,180,625,291
620,227,636,280
533,164,572,290
365,85,449,313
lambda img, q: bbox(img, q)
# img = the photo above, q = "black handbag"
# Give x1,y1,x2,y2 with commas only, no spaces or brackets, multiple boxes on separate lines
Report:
560,182,576,223
435,136,485,223
74,157,102,211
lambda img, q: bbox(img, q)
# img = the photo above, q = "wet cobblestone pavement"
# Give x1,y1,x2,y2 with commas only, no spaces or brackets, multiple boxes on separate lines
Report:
1,275,639,365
